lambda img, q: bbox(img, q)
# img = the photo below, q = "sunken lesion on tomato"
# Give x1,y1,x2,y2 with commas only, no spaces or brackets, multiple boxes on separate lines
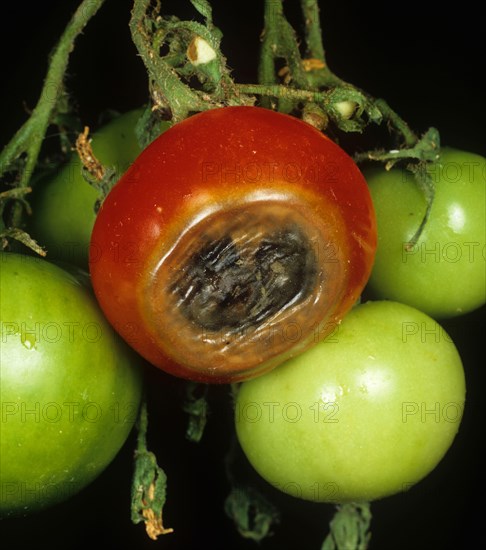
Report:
172,222,317,332
142,199,348,381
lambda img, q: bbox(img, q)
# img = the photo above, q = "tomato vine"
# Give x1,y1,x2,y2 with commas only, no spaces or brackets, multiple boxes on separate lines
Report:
1,0,440,257
1,1,473,548
0,0,106,252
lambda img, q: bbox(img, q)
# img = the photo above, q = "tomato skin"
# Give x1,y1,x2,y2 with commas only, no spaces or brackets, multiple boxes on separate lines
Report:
29,109,167,268
364,147,486,318
90,106,377,383
235,300,466,503
0,252,143,516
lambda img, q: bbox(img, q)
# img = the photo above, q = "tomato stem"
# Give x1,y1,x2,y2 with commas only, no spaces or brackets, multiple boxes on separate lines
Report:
130,0,251,121
224,435,280,541
183,382,209,443
354,127,440,246
321,502,372,550
131,397,174,539
254,0,431,147
301,0,326,65
2,0,441,258
0,0,106,241
130,0,212,121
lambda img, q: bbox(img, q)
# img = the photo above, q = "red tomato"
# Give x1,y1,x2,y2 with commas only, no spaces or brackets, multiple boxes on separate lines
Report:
89,106,376,383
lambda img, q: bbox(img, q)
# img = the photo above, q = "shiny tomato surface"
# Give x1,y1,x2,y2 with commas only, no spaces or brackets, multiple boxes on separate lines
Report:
89,106,376,382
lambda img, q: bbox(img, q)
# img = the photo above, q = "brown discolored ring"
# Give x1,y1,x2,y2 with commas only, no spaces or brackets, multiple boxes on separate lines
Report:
142,200,347,379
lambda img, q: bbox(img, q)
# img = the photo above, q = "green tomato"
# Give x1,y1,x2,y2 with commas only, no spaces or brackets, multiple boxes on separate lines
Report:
29,109,169,268
235,300,465,503
0,252,143,516
364,147,486,318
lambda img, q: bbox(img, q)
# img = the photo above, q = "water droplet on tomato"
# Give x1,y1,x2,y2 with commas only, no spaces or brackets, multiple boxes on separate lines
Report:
21,334,37,350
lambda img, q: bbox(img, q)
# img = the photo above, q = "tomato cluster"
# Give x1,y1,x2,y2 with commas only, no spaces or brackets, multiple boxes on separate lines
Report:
233,143,483,503
1,103,483,520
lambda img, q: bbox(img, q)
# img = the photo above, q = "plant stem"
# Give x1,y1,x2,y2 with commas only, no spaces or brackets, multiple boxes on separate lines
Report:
130,0,217,121
238,83,325,102
301,0,325,61
0,0,106,227
131,396,173,539
258,0,279,87
374,99,418,146
262,0,310,87
322,503,372,550
135,396,149,452
300,0,341,88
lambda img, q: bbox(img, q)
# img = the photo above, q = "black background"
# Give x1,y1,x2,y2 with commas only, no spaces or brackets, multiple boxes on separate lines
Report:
1,1,485,549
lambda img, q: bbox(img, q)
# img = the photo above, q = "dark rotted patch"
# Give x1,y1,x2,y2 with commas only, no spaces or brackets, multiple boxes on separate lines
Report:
170,225,318,332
